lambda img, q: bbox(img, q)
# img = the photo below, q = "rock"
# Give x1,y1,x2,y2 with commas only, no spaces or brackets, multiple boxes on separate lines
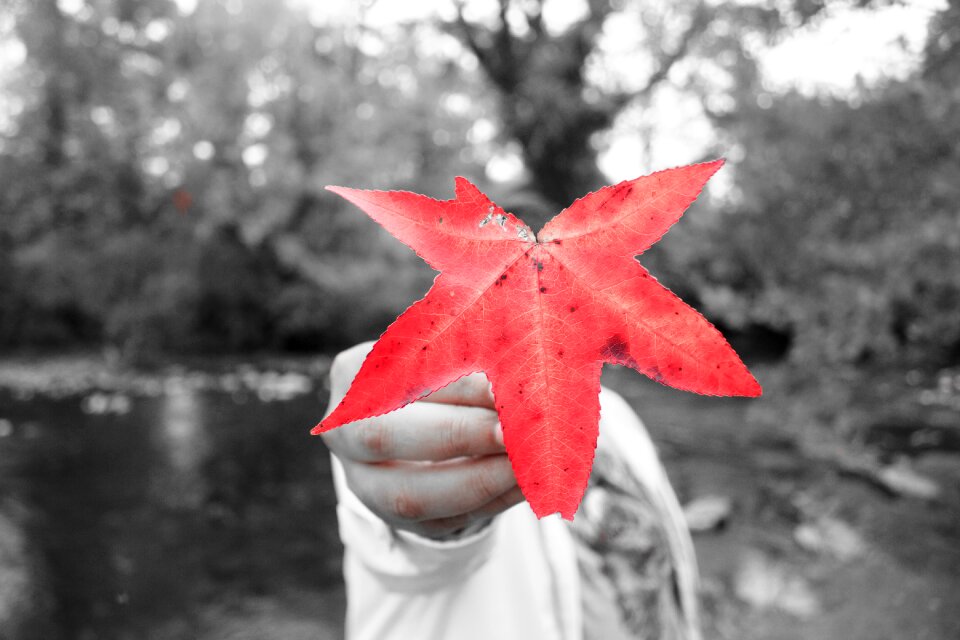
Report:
877,460,941,501
682,495,732,533
794,516,867,561
734,551,821,619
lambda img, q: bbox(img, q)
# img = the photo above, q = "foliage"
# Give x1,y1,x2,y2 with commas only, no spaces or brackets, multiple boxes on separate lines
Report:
0,0,485,355
0,0,956,375
691,16,960,367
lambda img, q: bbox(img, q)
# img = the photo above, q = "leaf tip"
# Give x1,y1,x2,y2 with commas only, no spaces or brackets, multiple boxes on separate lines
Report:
453,176,485,202
728,369,762,397
311,413,346,435
325,185,351,198
701,157,725,176
529,504,578,521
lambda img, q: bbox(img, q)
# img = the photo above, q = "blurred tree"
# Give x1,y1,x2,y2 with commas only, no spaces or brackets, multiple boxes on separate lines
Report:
446,0,876,207
450,0,713,206
0,0,489,354
688,1,960,367
1,0,954,371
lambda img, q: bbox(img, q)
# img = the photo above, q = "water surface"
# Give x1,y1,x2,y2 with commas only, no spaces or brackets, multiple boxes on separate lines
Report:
0,368,344,640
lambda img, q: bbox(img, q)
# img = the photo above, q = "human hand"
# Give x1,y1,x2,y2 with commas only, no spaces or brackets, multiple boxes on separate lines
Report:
321,342,524,539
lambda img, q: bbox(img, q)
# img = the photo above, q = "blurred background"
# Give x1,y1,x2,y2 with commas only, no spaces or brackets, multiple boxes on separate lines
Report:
0,0,958,638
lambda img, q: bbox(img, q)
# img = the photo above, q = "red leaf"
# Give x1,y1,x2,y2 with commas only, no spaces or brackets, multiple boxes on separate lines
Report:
314,161,760,519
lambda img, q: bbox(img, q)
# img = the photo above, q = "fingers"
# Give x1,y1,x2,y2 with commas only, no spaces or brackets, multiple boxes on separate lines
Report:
344,454,518,525
327,342,494,412
422,372,495,409
411,486,527,539
325,342,521,540
324,401,503,462
327,342,375,406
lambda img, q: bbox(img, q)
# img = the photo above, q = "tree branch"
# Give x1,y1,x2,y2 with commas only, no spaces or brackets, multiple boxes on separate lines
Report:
522,0,545,39
452,1,492,72
637,2,712,97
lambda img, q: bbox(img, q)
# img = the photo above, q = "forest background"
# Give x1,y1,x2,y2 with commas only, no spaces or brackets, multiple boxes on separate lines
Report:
2,0,957,376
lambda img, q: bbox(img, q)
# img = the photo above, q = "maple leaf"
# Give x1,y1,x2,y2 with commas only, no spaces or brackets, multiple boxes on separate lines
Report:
314,160,761,519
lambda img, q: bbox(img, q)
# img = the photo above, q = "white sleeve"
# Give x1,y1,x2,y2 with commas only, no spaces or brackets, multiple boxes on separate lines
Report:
330,455,582,640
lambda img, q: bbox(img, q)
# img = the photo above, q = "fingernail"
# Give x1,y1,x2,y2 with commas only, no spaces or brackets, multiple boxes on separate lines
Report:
494,422,504,447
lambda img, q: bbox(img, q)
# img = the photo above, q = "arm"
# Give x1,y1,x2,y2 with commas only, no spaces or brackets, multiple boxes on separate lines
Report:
322,343,582,640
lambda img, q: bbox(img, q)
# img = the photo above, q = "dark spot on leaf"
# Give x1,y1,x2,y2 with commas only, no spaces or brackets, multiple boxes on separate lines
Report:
557,349,564,357
601,335,638,368
438,217,443,224
421,346,428,351
501,274,508,280
539,287,547,293
569,306,577,313
551,239,562,245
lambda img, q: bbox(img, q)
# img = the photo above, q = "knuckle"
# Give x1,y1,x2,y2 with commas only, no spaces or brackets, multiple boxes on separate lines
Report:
359,423,391,458
329,351,348,380
330,343,371,383
318,429,341,451
392,488,425,522
466,462,502,504
438,414,470,458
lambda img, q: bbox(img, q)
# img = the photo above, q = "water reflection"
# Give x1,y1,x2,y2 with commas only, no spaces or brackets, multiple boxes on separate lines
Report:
0,366,343,640
153,384,209,509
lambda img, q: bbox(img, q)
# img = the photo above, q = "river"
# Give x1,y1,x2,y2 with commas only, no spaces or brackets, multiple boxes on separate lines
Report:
0,358,344,640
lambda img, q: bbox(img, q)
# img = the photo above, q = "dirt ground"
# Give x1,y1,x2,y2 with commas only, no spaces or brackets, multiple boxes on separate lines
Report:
603,364,960,640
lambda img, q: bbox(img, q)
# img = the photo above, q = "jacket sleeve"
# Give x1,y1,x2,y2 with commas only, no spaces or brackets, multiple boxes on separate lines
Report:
329,454,498,593
330,454,583,640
